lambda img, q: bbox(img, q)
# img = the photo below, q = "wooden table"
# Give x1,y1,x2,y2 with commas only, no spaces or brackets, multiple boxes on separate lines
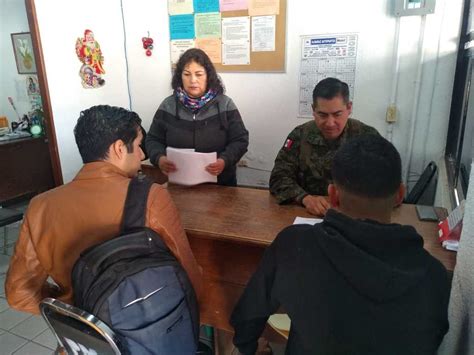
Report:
164,184,457,331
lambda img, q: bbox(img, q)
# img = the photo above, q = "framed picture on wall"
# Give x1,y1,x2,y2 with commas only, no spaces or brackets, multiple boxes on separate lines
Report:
11,32,37,74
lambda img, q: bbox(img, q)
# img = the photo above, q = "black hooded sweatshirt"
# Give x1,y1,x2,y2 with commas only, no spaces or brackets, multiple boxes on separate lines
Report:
231,209,450,355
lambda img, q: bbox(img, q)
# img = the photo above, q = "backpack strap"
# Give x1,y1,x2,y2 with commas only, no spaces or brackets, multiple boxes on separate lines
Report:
121,173,154,232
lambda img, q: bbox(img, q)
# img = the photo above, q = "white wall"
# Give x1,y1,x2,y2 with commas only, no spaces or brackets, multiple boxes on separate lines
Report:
34,0,133,181
33,0,463,185
0,0,34,122
34,0,172,181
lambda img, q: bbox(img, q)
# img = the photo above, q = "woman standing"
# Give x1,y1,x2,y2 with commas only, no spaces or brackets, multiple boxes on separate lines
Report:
146,48,249,186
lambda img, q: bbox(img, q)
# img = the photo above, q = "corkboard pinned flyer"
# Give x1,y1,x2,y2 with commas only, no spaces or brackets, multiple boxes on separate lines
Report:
167,0,286,72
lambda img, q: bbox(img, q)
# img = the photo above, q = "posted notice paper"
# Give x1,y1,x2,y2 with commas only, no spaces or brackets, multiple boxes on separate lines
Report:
169,14,195,40
166,147,217,186
248,0,279,16
168,0,194,15
195,12,222,38
222,17,250,65
222,17,250,42
220,0,248,12
170,39,195,64
223,43,250,65
196,38,222,63
251,15,276,52
194,0,220,13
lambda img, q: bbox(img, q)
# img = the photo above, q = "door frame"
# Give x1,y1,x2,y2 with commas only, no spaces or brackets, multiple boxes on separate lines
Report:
25,0,63,186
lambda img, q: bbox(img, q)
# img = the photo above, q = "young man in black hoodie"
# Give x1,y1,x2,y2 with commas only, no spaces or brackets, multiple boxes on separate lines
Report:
230,135,449,355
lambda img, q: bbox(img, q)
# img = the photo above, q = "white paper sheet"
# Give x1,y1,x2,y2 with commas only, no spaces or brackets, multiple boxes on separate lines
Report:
222,17,250,65
222,16,250,42
168,0,194,15
293,216,323,225
251,15,275,52
170,39,195,64
166,147,217,186
222,43,250,65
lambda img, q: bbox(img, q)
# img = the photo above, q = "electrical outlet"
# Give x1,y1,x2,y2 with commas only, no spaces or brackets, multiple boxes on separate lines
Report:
386,105,397,123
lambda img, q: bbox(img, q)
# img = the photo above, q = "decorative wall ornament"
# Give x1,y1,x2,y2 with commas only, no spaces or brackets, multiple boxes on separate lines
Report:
142,33,154,56
75,29,105,88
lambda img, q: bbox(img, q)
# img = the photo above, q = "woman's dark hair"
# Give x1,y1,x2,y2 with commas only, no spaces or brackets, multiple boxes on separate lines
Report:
74,105,142,163
171,48,224,94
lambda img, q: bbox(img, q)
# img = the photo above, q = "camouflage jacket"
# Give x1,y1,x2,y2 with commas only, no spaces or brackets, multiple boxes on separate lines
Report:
269,119,379,204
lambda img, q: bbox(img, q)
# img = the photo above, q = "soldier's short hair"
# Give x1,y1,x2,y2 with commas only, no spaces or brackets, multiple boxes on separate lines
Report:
332,135,401,198
312,77,350,105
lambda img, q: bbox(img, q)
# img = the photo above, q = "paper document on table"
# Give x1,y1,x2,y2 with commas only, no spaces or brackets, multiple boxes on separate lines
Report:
166,147,217,186
293,217,323,225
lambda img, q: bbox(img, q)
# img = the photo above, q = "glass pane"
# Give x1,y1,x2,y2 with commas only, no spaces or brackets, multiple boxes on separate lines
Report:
459,60,474,195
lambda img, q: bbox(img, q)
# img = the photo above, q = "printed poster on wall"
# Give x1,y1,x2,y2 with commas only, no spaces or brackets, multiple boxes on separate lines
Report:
194,0,220,13
169,14,195,40
168,0,194,15
222,17,250,65
195,12,222,38
170,39,196,63
219,0,248,12
196,38,222,63
251,15,275,52
298,33,358,117
248,0,279,16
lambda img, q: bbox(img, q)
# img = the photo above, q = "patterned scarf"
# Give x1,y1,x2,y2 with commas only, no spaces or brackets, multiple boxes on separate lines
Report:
176,87,217,112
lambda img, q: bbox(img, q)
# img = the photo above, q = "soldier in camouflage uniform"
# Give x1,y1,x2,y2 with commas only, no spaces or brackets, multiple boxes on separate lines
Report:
270,78,379,216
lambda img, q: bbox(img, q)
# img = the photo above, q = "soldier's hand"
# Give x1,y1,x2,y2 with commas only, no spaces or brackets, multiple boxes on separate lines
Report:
302,195,330,216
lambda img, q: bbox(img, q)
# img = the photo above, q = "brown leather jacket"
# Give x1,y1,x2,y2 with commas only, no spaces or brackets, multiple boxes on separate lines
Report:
5,162,202,314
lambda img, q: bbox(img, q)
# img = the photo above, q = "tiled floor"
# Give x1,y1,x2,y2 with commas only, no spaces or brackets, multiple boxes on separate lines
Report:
0,203,57,355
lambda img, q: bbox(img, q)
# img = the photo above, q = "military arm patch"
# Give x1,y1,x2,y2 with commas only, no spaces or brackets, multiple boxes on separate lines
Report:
283,138,294,150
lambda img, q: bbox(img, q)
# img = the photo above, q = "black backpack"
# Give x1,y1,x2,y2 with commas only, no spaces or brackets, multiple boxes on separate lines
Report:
72,175,199,354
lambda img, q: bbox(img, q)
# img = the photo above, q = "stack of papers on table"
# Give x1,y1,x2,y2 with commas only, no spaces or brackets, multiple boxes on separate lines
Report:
166,147,217,186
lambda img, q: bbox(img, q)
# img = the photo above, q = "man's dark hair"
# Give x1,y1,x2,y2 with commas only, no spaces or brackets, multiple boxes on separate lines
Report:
74,105,142,163
332,135,401,198
172,48,225,94
312,77,350,104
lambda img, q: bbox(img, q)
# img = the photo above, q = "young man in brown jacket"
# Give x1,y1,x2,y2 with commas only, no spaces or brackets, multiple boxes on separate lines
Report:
6,105,201,314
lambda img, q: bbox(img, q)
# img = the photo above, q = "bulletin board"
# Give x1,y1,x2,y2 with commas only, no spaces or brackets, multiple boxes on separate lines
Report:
168,0,286,73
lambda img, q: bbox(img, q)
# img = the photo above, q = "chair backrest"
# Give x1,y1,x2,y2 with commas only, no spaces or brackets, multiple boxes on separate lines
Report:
405,161,438,205
40,298,124,355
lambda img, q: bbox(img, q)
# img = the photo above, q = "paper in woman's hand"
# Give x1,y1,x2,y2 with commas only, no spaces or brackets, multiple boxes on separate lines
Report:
166,147,217,186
